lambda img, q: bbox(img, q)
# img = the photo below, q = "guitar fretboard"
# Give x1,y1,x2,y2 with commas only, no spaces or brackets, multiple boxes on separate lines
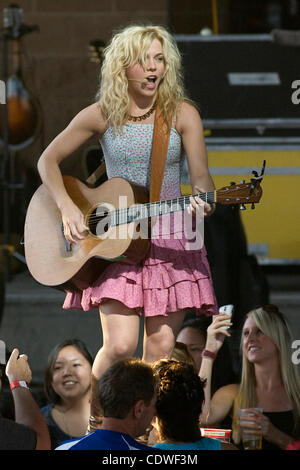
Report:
109,192,215,226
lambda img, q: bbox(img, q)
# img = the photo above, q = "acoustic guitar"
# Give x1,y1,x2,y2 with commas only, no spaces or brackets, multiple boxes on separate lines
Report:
24,164,264,293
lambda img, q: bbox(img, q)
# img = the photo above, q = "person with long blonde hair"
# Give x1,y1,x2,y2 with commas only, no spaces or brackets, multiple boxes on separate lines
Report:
37,24,217,429
199,305,300,449
97,25,186,132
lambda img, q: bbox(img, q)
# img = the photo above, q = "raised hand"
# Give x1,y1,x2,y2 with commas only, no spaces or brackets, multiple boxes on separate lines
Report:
6,348,32,384
205,314,232,354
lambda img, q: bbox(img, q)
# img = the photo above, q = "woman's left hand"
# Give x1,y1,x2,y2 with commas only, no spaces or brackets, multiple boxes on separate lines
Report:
239,409,273,440
239,409,294,449
260,414,277,442
259,412,290,448
188,185,216,217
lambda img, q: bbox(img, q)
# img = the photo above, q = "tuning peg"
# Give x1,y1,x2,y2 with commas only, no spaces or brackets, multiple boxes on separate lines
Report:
260,160,266,176
251,203,255,209
230,181,236,186
240,204,246,210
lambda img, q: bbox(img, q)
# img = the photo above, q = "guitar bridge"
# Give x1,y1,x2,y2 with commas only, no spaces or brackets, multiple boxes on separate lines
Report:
61,224,72,252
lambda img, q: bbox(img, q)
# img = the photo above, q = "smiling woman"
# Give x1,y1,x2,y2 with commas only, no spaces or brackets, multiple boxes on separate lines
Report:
40,339,93,449
199,305,300,449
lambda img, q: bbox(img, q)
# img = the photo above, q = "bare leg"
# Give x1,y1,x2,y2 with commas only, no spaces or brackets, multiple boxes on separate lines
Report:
88,300,140,432
142,309,186,363
92,299,140,380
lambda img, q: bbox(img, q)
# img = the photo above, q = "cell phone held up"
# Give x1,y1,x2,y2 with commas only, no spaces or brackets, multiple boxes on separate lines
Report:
219,304,234,330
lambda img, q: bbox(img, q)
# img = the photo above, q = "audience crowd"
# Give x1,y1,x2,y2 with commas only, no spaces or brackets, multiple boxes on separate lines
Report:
1,304,299,451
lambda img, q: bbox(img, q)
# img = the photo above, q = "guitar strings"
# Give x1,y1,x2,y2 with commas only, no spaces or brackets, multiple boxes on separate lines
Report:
86,192,216,224
87,185,247,221
86,186,251,224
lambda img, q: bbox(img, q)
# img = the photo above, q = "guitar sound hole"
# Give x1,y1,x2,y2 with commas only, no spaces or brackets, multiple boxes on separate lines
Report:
88,205,111,237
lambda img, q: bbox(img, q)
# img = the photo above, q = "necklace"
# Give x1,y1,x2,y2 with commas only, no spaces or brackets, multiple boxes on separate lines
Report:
127,103,156,122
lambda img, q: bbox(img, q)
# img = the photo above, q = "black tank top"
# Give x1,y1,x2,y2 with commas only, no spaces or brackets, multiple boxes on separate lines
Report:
262,410,299,450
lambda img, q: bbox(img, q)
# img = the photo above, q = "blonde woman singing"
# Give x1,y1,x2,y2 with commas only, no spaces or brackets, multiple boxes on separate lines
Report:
199,305,300,449
37,24,218,427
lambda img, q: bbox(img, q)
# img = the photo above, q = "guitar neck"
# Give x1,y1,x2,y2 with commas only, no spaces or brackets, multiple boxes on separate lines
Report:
12,39,21,74
112,191,216,226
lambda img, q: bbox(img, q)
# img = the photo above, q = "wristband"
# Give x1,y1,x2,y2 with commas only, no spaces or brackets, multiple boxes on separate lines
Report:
201,349,217,360
10,380,29,391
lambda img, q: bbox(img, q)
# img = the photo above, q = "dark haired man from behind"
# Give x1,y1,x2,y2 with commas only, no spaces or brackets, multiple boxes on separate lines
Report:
56,358,157,450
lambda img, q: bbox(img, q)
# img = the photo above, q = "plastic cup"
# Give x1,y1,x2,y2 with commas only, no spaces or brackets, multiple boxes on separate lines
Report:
237,408,263,450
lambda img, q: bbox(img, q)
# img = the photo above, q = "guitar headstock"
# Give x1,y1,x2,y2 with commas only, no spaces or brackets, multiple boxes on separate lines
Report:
3,5,22,39
88,39,106,65
3,5,39,39
216,161,265,210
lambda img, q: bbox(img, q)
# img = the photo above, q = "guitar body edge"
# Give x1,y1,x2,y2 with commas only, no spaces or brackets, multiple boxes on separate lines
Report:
24,176,151,292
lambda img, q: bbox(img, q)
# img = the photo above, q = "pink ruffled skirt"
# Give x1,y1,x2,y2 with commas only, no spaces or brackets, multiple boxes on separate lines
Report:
63,229,218,317
63,210,218,317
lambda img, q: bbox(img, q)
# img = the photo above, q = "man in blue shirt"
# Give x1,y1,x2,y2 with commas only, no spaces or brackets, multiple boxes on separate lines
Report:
56,358,157,450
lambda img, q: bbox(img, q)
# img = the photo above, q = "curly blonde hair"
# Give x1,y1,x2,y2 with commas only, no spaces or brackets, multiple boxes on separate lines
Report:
97,24,190,131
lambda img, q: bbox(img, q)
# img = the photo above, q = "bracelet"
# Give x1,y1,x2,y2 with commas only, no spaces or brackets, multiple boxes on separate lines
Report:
201,349,217,360
10,380,29,391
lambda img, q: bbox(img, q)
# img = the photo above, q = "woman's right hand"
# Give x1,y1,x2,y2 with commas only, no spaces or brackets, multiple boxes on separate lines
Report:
205,314,232,354
6,348,32,384
60,199,89,244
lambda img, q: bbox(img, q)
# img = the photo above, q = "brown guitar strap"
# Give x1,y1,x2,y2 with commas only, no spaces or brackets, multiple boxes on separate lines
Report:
149,105,171,202
86,105,170,201
85,161,106,186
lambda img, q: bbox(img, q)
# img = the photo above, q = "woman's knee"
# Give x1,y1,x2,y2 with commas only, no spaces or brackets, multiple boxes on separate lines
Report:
144,330,175,360
99,301,140,362
103,339,137,362
144,311,186,361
